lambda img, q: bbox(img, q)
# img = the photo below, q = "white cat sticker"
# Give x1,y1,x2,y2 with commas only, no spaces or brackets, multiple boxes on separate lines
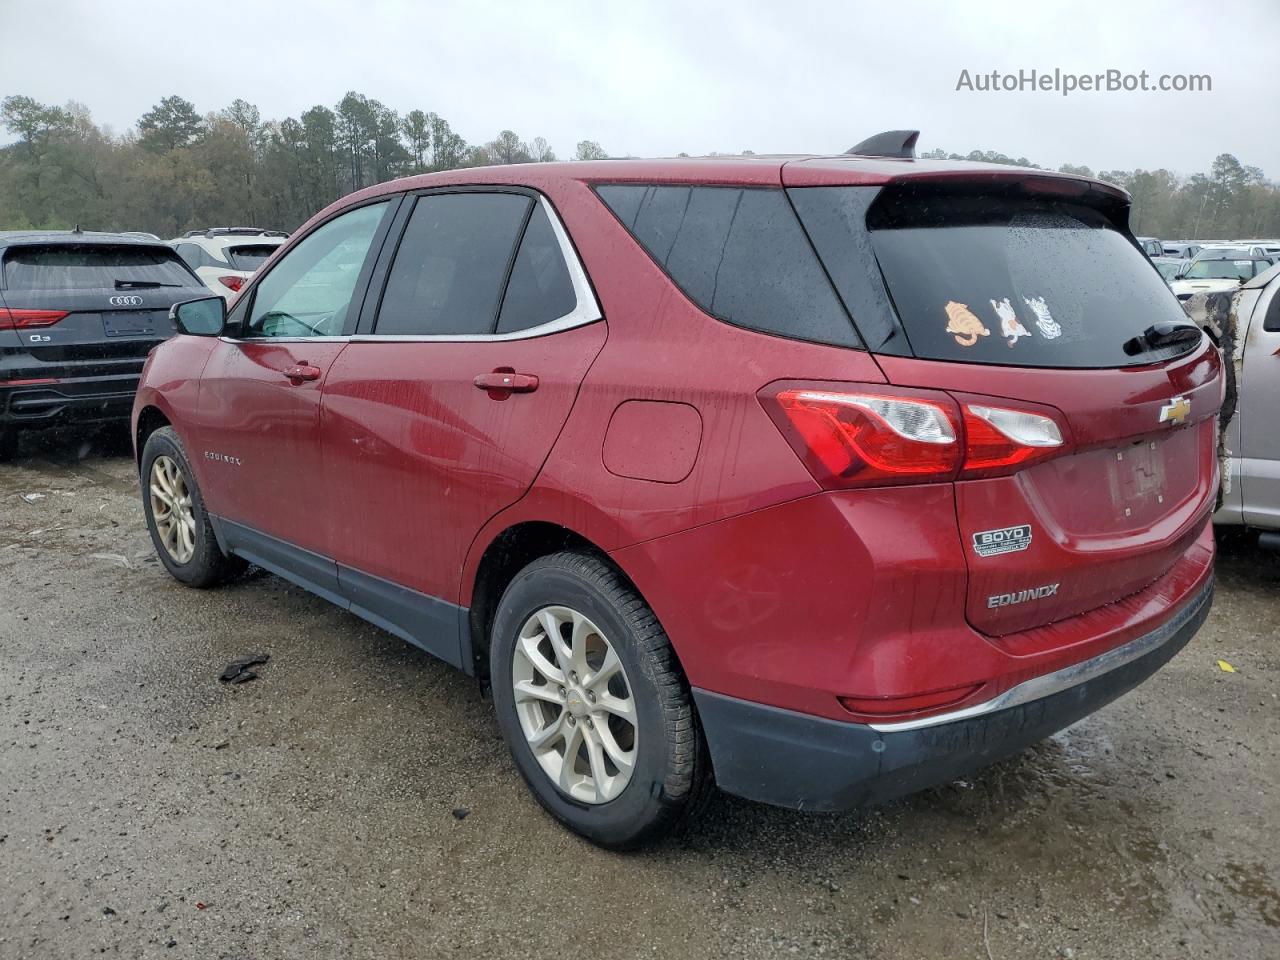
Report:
1023,296,1061,340
990,297,1031,347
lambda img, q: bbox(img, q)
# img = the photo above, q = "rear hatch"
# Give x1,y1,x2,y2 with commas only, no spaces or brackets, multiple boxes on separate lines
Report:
789,172,1222,638
0,242,206,369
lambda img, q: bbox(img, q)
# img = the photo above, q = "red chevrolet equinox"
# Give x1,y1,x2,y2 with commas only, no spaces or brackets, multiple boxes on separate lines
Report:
133,137,1222,848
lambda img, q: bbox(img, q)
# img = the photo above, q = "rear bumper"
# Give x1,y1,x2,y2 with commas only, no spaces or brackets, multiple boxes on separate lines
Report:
694,577,1213,811
0,372,141,427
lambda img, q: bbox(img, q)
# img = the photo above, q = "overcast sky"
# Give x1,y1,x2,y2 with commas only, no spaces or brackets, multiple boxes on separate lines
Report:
2,0,1276,177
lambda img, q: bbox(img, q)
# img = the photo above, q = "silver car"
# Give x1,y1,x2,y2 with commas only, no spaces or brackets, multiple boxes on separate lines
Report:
1211,261,1280,534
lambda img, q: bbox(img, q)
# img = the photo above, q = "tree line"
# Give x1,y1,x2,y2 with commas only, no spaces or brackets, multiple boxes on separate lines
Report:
2,91,1278,242
0,92,608,236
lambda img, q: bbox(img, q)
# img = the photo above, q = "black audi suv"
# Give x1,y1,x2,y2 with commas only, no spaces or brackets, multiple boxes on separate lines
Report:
0,230,208,460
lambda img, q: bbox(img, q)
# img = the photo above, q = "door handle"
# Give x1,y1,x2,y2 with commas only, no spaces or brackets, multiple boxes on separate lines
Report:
284,363,322,383
474,370,539,396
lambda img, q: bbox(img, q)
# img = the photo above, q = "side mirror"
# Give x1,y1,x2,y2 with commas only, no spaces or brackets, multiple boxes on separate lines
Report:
1173,274,1185,281
170,296,226,336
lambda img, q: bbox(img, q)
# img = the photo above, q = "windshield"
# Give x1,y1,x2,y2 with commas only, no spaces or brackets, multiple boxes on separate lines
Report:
1185,259,1263,280
1154,260,1184,280
3,244,197,290
864,192,1192,368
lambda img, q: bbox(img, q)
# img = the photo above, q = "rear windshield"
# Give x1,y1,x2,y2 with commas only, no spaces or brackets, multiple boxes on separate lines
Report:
864,192,1193,368
2,245,196,290
1184,259,1267,280
226,244,279,271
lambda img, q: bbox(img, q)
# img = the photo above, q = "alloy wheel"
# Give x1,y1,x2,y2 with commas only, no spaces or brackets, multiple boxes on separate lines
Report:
511,605,639,804
149,454,196,564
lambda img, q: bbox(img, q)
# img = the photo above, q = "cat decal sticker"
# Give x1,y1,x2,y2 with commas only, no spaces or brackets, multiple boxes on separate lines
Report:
944,300,991,347
990,297,1031,347
1023,296,1062,340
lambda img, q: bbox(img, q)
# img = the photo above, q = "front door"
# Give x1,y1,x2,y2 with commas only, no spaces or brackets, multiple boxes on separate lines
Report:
194,199,395,565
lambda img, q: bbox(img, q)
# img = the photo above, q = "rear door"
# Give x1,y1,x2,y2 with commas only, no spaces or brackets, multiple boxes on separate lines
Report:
320,189,605,614
0,242,201,372
791,178,1222,639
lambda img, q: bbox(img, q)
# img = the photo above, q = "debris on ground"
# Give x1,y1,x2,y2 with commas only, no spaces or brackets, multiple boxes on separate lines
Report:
88,551,132,569
219,653,270,684
1217,659,1238,673
451,807,471,821
20,492,46,503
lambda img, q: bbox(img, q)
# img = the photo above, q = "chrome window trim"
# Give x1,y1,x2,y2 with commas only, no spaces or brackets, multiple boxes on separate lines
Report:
220,335,351,344
352,194,603,344
868,582,1211,734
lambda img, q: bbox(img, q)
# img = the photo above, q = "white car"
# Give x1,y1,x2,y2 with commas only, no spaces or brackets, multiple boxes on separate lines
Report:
1169,257,1275,302
170,228,287,299
1191,244,1273,261
1232,239,1280,259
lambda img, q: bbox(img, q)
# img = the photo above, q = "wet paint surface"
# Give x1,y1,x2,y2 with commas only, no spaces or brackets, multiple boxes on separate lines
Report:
1,432,1276,959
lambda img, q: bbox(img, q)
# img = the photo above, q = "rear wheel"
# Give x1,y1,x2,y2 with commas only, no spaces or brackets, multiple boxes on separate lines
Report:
490,551,709,849
141,426,245,587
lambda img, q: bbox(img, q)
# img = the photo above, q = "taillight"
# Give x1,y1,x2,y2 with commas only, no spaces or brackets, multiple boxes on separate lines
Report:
0,308,69,329
762,382,1070,488
763,383,962,488
217,275,245,292
959,403,1064,478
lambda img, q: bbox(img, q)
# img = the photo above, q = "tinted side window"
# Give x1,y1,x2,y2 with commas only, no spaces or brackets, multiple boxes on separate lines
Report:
496,204,577,333
596,185,858,348
1264,283,1280,332
247,201,389,338
376,193,531,336
788,186,902,353
174,243,203,270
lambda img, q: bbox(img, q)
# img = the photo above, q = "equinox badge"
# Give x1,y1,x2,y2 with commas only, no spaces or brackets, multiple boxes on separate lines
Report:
987,583,1060,608
1158,395,1191,425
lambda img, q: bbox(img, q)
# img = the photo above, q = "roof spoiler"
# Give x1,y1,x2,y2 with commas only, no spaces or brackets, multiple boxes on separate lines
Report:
846,130,919,160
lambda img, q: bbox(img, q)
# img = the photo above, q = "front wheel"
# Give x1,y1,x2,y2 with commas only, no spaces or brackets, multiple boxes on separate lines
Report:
140,426,245,587
490,551,709,849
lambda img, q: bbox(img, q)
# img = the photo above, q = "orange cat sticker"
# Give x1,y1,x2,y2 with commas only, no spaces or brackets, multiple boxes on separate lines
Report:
944,301,990,347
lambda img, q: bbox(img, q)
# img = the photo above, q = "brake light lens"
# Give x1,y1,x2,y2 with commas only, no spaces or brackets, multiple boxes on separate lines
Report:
960,403,1064,477
766,385,961,488
763,382,1070,488
217,275,245,292
0,308,68,329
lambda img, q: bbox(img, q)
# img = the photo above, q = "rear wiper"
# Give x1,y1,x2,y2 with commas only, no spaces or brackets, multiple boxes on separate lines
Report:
114,279,181,289
1123,321,1203,357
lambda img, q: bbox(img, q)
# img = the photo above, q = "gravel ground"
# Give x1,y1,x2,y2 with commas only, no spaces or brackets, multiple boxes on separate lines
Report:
1,428,1276,960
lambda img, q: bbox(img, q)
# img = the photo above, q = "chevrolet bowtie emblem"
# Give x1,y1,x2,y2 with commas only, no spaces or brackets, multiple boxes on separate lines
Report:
1159,396,1191,425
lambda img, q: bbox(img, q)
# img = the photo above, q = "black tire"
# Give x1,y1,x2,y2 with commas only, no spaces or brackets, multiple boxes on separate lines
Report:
140,426,245,588
490,551,710,849
0,426,18,463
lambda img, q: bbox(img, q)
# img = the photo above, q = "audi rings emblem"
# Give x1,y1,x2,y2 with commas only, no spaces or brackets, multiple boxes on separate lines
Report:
109,295,144,306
